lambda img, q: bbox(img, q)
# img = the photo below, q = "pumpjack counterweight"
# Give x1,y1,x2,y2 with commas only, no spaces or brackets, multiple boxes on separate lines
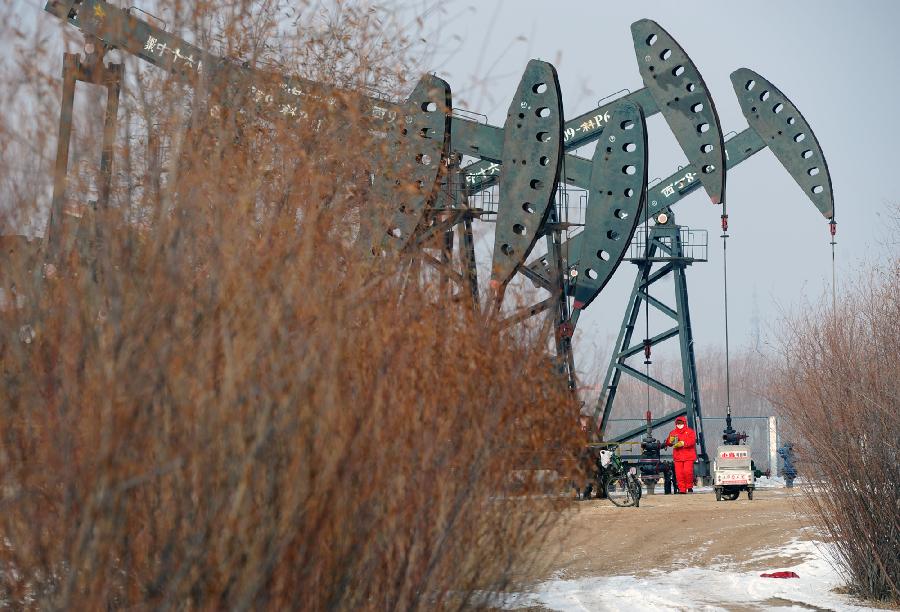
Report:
571,103,648,313
374,76,452,251
491,61,564,293
730,69,834,220
630,20,726,205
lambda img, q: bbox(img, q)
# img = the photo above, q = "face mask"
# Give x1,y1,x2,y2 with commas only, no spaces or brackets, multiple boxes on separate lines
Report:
676,423,685,429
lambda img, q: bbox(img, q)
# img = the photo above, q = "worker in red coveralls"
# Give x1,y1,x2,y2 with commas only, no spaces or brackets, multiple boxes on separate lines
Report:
663,415,697,493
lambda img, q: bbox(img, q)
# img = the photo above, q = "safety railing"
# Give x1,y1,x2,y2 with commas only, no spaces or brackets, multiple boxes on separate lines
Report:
626,226,708,261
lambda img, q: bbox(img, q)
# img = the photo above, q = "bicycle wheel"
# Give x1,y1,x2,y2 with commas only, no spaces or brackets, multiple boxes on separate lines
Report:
630,475,642,507
605,475,638,507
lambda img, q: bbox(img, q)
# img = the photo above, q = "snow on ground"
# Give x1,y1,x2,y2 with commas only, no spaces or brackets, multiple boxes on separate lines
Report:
500,539,886,611
753,475,788,488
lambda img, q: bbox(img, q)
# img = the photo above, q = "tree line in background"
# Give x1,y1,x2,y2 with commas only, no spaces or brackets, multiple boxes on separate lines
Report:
579,343,774,423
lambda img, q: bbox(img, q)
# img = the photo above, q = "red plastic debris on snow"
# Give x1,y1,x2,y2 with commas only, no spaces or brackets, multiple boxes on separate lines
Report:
760,571,800,579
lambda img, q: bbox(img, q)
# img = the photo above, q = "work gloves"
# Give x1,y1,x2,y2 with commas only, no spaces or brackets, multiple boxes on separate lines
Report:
668,435,678,445
674,441,685,448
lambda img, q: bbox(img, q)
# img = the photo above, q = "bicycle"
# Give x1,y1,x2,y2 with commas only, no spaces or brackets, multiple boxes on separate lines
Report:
599,449,642,508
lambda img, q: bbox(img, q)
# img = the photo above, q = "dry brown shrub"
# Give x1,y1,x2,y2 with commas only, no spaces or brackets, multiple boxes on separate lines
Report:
0,1,581,608
770,268,900,604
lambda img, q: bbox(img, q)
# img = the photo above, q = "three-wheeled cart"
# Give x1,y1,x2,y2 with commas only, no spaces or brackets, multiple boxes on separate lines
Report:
713,444,756,501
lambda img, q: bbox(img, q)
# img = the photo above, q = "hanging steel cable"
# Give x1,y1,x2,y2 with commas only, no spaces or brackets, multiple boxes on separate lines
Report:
830,220,837,312
720,211,732,416
643,189,652,416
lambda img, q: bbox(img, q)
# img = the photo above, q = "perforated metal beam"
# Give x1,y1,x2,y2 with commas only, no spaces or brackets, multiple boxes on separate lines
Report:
631,19,726,205
491,60,564,291
462,19,726,202
731,68,834,219
571,102,648,311
646,129,765,217
378,75,452,250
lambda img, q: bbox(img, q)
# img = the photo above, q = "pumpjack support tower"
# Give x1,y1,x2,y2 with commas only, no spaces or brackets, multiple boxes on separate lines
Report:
596,210,711,475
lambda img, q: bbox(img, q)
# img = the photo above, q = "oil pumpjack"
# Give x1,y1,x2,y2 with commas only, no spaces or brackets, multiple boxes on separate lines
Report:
25,3,836,487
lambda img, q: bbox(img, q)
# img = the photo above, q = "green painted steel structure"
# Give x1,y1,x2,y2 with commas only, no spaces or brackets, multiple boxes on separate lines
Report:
594,213,711,473
590,68,835,473
36,1,837,454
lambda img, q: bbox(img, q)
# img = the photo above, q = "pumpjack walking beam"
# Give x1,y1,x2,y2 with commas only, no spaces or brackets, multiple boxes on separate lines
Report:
45,2,592,371
45,0,454,256
43,5,711,317
44,1,618,327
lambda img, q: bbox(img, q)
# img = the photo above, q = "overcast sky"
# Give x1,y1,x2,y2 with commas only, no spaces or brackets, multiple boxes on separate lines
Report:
402,0,900,378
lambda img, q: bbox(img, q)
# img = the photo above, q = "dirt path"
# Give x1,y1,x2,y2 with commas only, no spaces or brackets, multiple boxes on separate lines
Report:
521,486,816,584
